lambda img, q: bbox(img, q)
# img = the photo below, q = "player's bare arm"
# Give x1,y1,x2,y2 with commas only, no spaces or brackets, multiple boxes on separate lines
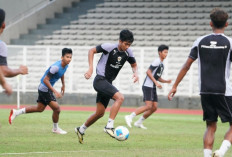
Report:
131,63,139,83
158,77,172,84
146,68,162,89
0,69,12,95
43,75,62,98
84,47,97,79
61,75,65,96
0,65,28,77
168,57,194,100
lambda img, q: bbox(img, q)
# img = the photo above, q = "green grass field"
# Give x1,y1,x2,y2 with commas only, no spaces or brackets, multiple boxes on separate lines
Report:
0,108,231,157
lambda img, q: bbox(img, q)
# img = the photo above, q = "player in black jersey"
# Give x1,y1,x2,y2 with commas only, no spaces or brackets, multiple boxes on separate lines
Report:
75,29,139,144
168,8,232,157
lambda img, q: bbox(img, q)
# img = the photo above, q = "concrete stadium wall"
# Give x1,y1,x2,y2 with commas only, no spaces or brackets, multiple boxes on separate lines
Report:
0,0,80,43
0,92,202,110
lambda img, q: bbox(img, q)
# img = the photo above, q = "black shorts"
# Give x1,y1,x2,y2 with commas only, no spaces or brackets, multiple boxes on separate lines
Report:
142,86,158,102
93,75,119,108
37,90,56,106
201,94,232,123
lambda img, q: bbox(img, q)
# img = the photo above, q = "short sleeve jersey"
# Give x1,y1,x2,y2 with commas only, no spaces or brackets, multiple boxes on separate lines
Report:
143,58,164,88
0,40,7,65
38,60,68,92
96,43,136,81
189,33,232,96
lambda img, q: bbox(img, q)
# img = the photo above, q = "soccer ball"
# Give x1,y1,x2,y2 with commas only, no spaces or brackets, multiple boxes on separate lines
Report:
114,126,129,141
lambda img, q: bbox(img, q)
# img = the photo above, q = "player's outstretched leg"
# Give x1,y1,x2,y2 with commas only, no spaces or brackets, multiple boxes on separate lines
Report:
75,127,84,144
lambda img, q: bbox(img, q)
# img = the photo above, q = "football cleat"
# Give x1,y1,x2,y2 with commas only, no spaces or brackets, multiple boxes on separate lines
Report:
104,127,115,138
52,127,67,134
212,150,223,157
125,115,132,128
75,127,84,144
134,122,147,129
9,109,17,125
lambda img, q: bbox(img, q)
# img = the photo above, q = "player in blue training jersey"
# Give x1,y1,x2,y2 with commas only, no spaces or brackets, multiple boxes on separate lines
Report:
168,8,232,157
75,29,139,144
9,48,72,134
125,45,171,130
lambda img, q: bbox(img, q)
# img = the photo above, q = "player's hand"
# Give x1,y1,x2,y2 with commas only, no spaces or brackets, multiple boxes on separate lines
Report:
61,85,65,96
54,91,62,99
168,88,177,101
132,73,139,83
84,69,93,80
2,82,12,96
167,79,172,84
156,83,162,89
19,65,28,75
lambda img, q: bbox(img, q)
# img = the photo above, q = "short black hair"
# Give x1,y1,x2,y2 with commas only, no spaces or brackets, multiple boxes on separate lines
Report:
119,29,134,43
0,8,5,27
210,8,228,29
62,48,72,56
158,45,169,52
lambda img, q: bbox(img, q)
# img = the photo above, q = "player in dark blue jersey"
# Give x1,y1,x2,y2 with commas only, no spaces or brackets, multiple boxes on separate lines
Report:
9,48,72,135
168,8,232,157
75,29,139,144
125,45,171,130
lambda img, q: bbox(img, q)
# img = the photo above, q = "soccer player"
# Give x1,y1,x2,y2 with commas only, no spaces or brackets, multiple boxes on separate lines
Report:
0,8,28,78
168,8,232,157
9,48,72,134
75,29,139,144
125,45,171,129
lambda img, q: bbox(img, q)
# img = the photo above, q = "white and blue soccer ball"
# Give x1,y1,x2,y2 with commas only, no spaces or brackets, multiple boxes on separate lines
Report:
114,126,129,141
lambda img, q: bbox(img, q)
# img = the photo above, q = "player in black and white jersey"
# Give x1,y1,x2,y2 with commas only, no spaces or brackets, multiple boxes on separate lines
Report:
0,9,28,79
168,8,232,157
75,29,139,144
0,8,12,96
125,45,171,129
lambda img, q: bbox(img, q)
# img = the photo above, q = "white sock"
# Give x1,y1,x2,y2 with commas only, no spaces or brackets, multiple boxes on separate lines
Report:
203,149,212,157
79,124,87,134
136,116,145,124
106,118,114,128
218,140,231,156
130,112,136,119
53,123,58,129
16,108,26,116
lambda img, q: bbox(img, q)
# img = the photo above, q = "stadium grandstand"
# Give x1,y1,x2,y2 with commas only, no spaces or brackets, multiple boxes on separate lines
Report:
0,0,232,109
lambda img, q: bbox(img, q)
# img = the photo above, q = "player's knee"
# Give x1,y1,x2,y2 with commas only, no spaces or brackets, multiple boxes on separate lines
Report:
117,94,124,103
96,110,105,118
53,106,61,113
37,107,45,112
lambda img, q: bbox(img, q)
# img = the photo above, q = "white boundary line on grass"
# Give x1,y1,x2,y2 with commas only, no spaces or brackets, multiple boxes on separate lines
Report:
0,150,112,156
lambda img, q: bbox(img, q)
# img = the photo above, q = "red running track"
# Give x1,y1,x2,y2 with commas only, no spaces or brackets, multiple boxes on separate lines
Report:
0,105,202,115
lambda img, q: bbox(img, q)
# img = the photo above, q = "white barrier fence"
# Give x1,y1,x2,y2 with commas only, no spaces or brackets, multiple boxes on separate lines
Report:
3,45,199,97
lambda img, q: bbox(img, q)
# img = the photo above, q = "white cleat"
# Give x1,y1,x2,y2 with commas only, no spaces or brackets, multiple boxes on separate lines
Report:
134,122,147,130
125,115,132,128
9,109,17,125
212,150,223,157
52,127,67,134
